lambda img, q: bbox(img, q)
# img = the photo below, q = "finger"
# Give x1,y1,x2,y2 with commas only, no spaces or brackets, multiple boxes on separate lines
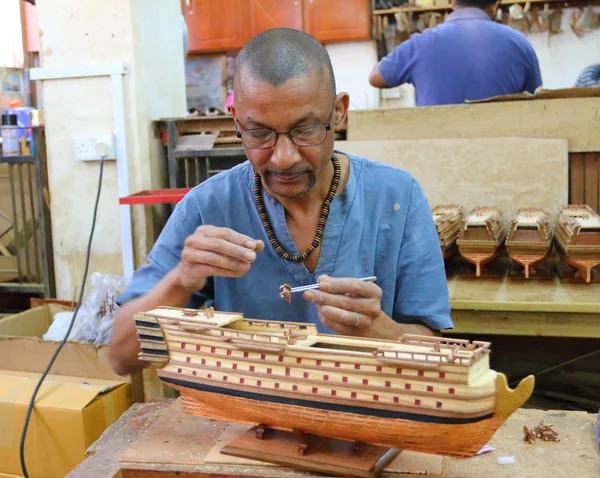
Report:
317,276,381,299
183,264,249,280
318,313,361,336
201,225,260,250
186,235,257,263
318,305,373,330
254,240,265,254
303,290,380,318
182,249,252,274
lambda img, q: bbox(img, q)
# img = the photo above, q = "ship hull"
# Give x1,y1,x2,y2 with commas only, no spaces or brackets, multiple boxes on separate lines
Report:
506,246,552,278
163,376,503,458
555,241,600,282
458,245,504,277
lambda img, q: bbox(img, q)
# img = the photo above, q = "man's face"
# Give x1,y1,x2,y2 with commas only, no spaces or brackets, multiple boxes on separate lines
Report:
231,74,339,199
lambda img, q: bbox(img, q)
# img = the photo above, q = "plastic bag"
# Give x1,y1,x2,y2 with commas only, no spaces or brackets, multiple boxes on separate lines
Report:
43,272,127,345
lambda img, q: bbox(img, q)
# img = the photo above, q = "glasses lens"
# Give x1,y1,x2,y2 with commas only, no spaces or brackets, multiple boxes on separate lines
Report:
241,129,276,148
290,124,327,146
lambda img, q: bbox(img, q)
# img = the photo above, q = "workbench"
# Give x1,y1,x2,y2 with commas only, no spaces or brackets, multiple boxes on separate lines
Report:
446,265,600,339
67,399,599,478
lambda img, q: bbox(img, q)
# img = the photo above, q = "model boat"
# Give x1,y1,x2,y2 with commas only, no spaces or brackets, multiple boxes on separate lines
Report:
432,204,463,259
505,207,553,278
135,306,534,458
456,207,507,276
555,205,600,282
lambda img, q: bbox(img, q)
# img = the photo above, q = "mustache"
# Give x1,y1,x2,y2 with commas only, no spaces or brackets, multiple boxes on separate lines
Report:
264,168,311,177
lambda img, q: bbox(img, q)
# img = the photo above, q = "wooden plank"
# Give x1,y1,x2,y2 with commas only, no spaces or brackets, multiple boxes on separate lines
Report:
339,138,568,216
570,152,585,205
584,152,599,212
347,98,600,152
448,271,600,314
68,400,600,478
446,310,600,338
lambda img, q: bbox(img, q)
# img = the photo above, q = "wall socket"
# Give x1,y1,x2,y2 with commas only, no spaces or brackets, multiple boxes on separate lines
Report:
74,135,116,161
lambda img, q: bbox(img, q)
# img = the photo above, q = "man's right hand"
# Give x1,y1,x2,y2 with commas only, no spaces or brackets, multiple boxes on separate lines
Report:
175,225,264,292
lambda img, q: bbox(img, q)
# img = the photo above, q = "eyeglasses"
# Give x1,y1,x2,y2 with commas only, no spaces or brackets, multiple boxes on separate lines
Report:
236,104,335,149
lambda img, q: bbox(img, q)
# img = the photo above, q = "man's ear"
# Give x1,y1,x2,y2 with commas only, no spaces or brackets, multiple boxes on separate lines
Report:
333,93,350,132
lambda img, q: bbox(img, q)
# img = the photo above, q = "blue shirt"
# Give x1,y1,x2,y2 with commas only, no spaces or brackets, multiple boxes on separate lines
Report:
118,152,453,333
378,8,542,106
574,64,600,87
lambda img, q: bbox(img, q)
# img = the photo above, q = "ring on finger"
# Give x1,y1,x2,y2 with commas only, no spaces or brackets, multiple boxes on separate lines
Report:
354,312,361,328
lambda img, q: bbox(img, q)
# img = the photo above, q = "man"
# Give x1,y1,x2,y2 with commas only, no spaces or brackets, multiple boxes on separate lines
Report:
369,0,542,106
109,28,452,376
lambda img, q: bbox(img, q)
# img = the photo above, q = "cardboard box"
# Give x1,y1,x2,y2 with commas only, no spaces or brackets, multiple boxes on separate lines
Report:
0,304,124,381
0,370,131,478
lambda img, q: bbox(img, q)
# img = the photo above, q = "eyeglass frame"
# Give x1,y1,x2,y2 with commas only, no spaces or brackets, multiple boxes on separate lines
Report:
235,103,336,149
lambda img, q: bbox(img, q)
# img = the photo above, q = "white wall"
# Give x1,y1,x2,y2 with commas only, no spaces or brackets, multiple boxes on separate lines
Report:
326,41,380,110
529,9,600,89
36,0,186,298
330,8,600,109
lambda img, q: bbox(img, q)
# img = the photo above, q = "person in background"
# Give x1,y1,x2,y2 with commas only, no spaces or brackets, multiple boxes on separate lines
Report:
368,0,542,106
574,64,600,87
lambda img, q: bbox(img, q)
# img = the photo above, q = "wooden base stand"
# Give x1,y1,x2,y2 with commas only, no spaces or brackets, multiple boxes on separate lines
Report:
221,425,400,478
556,260,600,284
507,262,555,281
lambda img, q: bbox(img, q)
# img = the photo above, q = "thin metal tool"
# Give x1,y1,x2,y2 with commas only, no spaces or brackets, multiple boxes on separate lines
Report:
279,276,377,303
290,276,377,293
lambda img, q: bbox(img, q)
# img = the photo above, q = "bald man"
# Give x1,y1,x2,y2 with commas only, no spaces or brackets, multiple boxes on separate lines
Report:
108,28,452,376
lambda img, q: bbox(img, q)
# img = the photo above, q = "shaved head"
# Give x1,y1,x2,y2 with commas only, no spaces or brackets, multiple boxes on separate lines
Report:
234,28,336,97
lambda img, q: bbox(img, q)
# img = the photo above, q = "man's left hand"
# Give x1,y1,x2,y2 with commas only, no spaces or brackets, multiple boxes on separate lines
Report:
303,275,400,338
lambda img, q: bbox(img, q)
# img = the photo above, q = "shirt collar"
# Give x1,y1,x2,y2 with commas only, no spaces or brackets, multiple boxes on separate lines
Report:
445,7,492,22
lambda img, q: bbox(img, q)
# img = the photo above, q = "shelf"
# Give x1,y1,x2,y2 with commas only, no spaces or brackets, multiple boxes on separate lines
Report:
374,0,585,14
119,188,191,205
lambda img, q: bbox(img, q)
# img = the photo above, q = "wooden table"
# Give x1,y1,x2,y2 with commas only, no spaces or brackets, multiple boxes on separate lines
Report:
67,399,599,478
447,268,600,339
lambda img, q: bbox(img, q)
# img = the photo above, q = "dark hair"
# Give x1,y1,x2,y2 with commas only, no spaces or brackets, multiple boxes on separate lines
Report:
234,28,336,96
455,0,496,7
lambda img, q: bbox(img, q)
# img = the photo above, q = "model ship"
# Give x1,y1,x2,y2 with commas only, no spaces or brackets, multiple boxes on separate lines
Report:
555,205,600,282
505,207,554,278
135,306,534,458
432,204,463,259
456,207,506,276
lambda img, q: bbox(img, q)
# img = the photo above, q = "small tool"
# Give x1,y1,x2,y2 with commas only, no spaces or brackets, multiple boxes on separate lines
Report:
279,276,377,303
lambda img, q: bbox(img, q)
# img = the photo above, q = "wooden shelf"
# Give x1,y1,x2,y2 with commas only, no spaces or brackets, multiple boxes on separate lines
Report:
374,0,589,14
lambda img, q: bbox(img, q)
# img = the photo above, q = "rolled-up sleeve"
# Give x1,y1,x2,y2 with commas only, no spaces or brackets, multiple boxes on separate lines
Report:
116,192,213,308
393,179,453,331
378,36,419,88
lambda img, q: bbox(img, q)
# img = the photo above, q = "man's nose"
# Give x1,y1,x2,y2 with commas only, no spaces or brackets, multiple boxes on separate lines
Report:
270,134,301,169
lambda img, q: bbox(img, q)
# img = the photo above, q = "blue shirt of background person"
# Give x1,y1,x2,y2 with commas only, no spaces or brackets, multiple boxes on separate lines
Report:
369,0,543,106
108,28,452,376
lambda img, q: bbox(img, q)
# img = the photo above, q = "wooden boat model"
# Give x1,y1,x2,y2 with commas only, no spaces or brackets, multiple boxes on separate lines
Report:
135,306,534,458
555,205,600,282
456,207,506,276
505,207,553,278
432,204,463,259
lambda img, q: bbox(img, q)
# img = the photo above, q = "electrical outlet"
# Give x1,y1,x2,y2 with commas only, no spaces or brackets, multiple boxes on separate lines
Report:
74,135,116,161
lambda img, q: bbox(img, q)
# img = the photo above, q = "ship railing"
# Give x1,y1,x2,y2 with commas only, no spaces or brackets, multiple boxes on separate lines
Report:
244,319,317,333
176,325,292,344
373,347,483,367
399,335,490,351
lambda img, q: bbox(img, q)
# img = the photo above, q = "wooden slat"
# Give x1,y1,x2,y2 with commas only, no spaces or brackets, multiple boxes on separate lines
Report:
569,152,585,205
583,152,599,212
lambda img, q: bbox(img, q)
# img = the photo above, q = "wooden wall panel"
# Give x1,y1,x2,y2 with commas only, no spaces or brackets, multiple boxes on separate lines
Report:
347,98,600,153
569,152,600,212
338,138,568,220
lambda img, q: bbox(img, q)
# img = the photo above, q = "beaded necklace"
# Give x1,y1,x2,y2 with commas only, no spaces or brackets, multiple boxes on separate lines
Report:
254,154,341,262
